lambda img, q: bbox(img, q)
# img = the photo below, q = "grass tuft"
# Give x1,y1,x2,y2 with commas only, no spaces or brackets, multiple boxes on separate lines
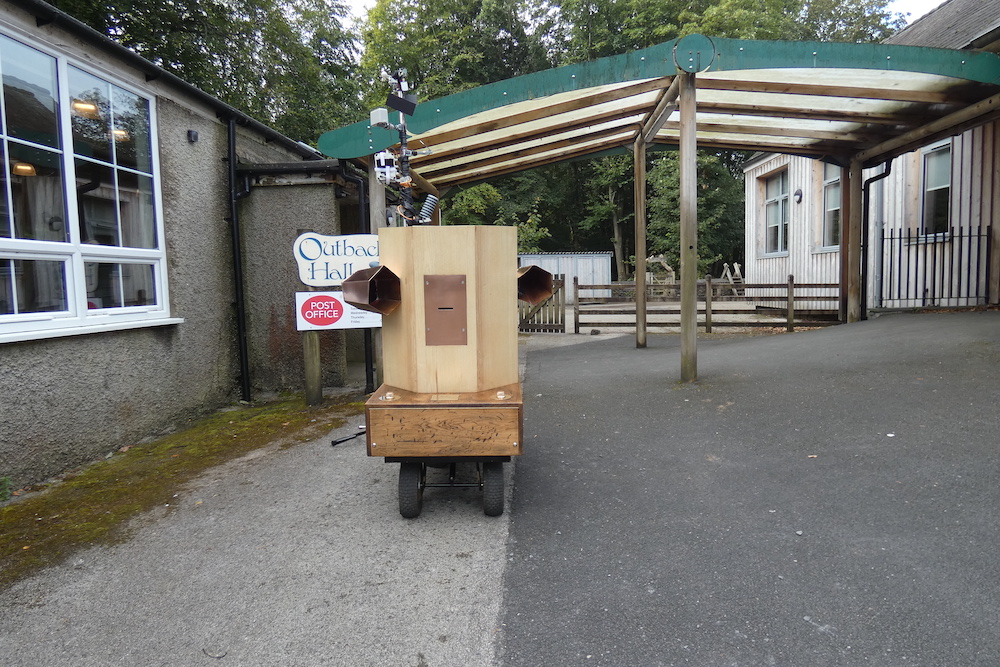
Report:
0,393,364,592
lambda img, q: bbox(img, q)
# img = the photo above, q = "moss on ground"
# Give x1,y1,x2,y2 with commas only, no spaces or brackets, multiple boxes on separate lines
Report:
0,393,364,593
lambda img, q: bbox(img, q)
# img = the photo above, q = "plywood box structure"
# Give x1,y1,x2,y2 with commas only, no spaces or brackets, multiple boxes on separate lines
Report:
378,225,519,395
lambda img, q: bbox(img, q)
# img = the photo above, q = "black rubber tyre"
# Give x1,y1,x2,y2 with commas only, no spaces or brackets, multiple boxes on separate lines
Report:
482,462,504,516
398,461,424,518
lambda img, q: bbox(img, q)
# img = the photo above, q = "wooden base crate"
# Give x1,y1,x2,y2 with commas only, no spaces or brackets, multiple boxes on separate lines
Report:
365,382,523,458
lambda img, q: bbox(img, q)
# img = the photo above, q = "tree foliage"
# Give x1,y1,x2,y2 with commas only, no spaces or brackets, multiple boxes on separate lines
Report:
53,0,908,271
49,0,364,140
360,0,549,104
647,151,745,276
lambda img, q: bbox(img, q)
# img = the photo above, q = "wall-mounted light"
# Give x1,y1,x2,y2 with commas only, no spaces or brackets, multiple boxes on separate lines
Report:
71,98,100,118
793,188,803,204
112,128,130,142
12,162,36,176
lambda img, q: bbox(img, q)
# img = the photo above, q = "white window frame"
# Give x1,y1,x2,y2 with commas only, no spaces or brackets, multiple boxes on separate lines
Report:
820,163,840,249
920,140,951,237
763,169,789,255
0,29,180,343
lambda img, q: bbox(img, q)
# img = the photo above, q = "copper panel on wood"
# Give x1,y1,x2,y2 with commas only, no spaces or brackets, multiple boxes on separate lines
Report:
424,274,468,346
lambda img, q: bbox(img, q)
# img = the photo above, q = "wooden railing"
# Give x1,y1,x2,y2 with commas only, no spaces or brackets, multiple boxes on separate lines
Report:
573,275,839,333
518,275,566,333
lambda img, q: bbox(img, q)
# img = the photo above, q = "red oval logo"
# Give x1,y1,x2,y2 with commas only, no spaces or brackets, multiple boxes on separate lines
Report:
301,295,344,326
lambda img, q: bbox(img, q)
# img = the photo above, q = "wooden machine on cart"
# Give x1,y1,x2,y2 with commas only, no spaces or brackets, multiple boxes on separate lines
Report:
343,225,551,517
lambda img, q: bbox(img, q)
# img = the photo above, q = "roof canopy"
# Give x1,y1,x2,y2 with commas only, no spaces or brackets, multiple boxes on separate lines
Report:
318,35,1000,190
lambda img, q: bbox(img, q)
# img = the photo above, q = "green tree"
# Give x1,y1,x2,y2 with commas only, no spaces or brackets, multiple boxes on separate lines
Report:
360,0,549,104
647,151,745,276
49,0,363,140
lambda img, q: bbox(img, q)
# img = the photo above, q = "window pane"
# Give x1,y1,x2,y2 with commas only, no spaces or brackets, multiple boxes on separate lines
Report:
0,142,9,238
0,257,67,313
85,261,121,308
112,87,151,173
924,188,949,235
121,262,155,306
85,261,156,309
1,35,60,149
924,148,950,189
825,209,841,247
823,163,839,180
9,142,67,241
118,170,156,248
76,158,119,245
0,258,11,313
68,68,111,163
766,174,779,198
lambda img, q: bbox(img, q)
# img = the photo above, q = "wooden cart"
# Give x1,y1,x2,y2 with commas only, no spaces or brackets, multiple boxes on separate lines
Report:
365,382,522,517
344,225,549,518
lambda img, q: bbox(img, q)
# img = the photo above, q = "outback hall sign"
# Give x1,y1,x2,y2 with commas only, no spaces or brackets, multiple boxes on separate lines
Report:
293,232,379,287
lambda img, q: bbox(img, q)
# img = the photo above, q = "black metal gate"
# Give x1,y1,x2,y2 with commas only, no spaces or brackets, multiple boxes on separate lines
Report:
878,225,992,308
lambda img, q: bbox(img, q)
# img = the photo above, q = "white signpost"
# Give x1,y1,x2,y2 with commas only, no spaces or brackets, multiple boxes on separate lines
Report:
293,232,379,287
295,292,381,331
292,232,382,331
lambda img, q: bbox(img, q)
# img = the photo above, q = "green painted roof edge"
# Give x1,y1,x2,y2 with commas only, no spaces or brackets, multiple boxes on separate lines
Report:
318,35,1000,160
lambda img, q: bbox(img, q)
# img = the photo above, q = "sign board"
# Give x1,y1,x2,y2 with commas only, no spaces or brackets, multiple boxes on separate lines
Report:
293,233,379,287
295,292,382,331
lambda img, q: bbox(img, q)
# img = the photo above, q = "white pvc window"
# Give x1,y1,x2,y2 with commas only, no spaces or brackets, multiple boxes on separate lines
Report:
0,31,174,342
821,163,840,248
764,170,788,254
921,142,951,236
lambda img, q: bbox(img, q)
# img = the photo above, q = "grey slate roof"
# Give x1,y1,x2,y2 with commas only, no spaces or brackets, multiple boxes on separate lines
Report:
885,0,1000,52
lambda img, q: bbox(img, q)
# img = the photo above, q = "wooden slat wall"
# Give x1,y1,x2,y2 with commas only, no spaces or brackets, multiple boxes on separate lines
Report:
747,119,1000,309
873,119,999,306
743,154,840,310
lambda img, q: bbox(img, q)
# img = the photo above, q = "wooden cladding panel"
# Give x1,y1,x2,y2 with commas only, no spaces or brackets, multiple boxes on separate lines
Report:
365,383,523,457
379,226,518,393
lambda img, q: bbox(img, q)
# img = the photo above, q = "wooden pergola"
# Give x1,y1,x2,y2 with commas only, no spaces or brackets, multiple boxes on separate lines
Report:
319,34,1000,381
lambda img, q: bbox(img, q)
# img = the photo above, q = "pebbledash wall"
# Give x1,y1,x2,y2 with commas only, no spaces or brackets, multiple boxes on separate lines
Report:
0,0,347,487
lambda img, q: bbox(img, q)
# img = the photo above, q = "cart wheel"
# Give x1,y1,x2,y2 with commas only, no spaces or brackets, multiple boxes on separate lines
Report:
482,462,504,516
398,462,425,518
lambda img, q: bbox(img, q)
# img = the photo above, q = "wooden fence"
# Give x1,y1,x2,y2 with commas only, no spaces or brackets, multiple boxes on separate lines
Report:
573,275,839,333
518,275,566,332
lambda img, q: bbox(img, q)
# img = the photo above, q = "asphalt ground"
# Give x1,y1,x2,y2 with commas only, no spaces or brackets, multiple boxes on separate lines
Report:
503,310,1000,666
1,310,998,666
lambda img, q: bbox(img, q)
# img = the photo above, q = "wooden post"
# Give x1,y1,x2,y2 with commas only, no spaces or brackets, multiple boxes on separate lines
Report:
573,276,580,334
847,158,864,323
369,169,388,387
298,226,323,406
786,274,795,332
303,324,323,405
704,275,712,333
679,72,698,382
633,137,647,348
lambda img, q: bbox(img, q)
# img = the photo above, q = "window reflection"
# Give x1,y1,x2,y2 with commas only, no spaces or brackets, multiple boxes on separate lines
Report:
112,88,151,172
7,142,68,242
118,170,156,248
0,257,68,314
1,35,59,150
85,261,155,309
76,158,118,245
68,68,111,163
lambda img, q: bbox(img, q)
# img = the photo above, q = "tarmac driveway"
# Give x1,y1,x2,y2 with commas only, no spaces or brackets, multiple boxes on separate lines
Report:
1,310,998,666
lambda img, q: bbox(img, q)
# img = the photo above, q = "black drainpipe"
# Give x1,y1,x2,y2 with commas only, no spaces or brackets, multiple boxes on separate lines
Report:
227,118,253,402
338,164,377,394
861,159,893,321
